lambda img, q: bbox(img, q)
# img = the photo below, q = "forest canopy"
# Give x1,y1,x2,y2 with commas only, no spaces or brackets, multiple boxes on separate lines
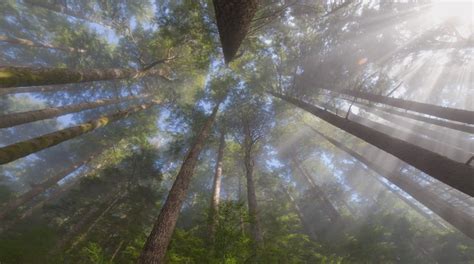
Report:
0,0,473,263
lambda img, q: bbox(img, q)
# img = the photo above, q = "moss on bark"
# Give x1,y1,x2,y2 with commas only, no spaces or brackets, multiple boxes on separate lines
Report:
0,66,138,88
0,102,157,164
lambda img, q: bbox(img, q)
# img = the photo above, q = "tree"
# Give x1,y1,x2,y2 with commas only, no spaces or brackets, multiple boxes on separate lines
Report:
0,57,173,88
304,124,474,239
213,0,259,63
208,128,226,245
225,89,274,257
0,100,159,164
356,104,472,151
360,103,474,134
297,81,474,124
139,101,221,263
0,151,99,220
242,111,264,248
270,91,474,197
347,114,470,163
1,1,473,263
0,34,86,53
53,188,125,253
279,183,317,241
0,95,138,129
292,159,341,224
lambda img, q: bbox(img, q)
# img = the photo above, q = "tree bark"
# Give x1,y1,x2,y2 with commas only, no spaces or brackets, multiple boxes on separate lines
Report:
243,122,264,248
0,100,158,165
322,102,471,158
0,152,99,220
0,95,138,128
0,67,171,95
208,130,226,244
306,126,474,239
360,103,474,134
358,104,473,151
270,92,474,197
238,175,245,236
0,35,86,53
314,87,474,124
0,66,138,88
0,57,173,88
138,103,221,264
349,114,472,163
213,0,258,63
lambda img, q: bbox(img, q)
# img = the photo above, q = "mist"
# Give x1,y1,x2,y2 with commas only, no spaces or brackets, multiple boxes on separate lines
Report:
0,0,473,263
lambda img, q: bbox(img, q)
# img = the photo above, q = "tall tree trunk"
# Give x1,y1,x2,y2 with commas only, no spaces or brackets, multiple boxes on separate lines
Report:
0,85,80,96
138,103,221,264
358,104,472,151
213,0,258,63
53,189,122,253
20,151,112,223
313,87,474,124
360,102,474,134
0,151,100,220
0,55,173,89
374,175,447,230
0,95,138,128
280,184,317,241
238,175,245,236
243,124,264,248
19,179,77,220
321,101,471,158
68,191,126,252
0,66,137,88
0,100,158,165
0,174,86,234
0,65,151,88
292,159,341,223
208,130,226,244
0,67,172,95
323,101,472,159
349,114,471,163
306,126,474,239
0,35,86,53
270,92,474,197
110,240,125,263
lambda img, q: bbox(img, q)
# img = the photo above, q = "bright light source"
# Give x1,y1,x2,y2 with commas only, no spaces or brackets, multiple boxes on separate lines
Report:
429,0,473,24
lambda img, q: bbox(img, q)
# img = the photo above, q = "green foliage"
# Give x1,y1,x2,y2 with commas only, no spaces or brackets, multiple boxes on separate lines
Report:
212,201,251,263
0,221,57,263
0,1,472,264
167,228,208,263
79,242,109,264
